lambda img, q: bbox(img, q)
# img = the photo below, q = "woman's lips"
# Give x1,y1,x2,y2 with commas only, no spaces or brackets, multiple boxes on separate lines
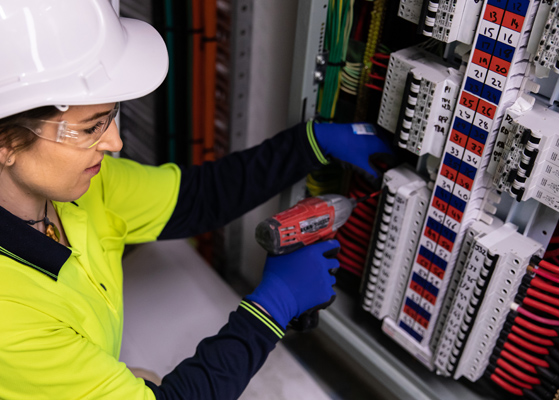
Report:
85,161,102,175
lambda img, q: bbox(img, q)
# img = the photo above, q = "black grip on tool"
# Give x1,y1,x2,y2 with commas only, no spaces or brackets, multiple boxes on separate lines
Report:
289,295,336,331
288,246,340,332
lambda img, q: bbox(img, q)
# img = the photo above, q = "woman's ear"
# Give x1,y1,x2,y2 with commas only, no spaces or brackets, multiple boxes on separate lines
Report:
0,147,15,166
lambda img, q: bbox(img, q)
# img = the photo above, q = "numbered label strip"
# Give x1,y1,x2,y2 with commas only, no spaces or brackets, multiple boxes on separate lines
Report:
396,0,531,345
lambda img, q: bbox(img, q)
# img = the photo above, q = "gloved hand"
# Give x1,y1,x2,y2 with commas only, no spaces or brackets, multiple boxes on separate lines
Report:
311,121,394,180
246,240,339,329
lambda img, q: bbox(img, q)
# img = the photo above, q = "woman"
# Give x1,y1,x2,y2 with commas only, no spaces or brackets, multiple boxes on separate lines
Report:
0,1,392,399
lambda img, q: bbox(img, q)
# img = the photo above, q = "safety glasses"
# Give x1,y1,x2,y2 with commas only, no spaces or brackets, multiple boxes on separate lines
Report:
18,103,119,149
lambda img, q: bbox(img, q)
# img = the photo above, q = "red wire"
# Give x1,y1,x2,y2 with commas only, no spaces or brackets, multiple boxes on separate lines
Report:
508,333,549,355
338,246,363,264
539,259,559,275
515,316,558,337
339,263,362,277
370,59,388,68
358,201,379,213
347,215,374,232
358,203,379,217
352,6,365,40
496,358,541,385
501,349,537,374
368,73,386,81
344,219,371,236
365,83,384,91
535,268,559,284
352,188,372,199
354,198,378,213
352,207,376,224
349,184,379,206
338,234,368,257
339,244,366,265
372,53,390,60
338,253,363,276
503,342,548,367
522,297,559,318
338,226,369,247
338,252,364,270
361,202,379,213
490,374,523,396
531,277,559,295
527,288,559,307
495,367,533,389
517,306,559,326
511,325,555,347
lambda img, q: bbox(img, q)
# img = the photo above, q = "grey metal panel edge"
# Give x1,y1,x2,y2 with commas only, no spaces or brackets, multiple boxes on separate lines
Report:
225,0,253,274
280,0,329,210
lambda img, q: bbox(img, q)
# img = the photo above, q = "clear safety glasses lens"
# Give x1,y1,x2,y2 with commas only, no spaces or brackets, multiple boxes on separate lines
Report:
18,103,119,149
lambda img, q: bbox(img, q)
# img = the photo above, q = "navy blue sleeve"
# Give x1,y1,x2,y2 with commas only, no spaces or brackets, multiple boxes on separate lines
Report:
145,300,285,400
158,122,323,239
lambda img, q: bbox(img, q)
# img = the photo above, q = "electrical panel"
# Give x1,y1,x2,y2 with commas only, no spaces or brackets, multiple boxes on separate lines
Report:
303,0,559,398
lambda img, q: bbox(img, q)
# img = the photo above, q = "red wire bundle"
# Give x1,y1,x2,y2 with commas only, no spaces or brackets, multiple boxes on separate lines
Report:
365,53,389,92
487,258,559,398
543,221,559,266
335,174,379,277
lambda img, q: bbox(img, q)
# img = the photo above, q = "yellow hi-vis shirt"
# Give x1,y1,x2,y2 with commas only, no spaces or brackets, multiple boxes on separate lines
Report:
0,156,180,399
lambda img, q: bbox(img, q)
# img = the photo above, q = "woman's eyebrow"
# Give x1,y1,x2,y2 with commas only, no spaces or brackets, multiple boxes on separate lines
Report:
80,109,111,123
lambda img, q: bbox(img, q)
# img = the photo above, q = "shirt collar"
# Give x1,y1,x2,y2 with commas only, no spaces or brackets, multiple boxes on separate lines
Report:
0,204,72,281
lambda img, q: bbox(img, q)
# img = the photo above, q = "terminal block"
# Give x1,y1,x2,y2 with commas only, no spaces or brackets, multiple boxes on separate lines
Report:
493,100,559,212
378,46,463,158
360,165,431,321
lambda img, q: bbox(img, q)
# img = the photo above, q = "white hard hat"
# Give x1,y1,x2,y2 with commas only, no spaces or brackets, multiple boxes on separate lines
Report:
0,0,169,119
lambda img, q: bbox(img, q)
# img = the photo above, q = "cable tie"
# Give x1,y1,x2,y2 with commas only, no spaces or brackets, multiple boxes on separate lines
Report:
327,60,346,67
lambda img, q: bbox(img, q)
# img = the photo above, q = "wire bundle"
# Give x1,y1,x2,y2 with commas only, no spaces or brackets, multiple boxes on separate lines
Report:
364,49,390,92
318,0,354,120
340,61,364,96
484,257,559,399
354,0,386,120
335,174,379,277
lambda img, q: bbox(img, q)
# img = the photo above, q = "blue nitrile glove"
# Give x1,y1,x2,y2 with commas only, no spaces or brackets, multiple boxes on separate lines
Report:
246,240,339,329
310,121,394,180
